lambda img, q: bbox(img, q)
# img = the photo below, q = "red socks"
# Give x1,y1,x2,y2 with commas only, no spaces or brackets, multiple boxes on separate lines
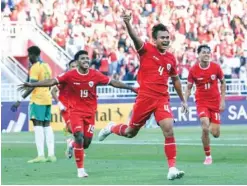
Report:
204,146,211,156
73,142,84,168
111,124,128,136
164,137,176,168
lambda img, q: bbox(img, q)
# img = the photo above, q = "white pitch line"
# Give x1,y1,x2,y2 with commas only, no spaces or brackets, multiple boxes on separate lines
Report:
2,140,247,147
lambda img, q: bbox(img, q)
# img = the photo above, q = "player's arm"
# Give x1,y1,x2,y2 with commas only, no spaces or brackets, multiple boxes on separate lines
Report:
171,76,186,102
19,79,58,88
109,80,137,93
122,11,143,51
171,76,189,113
51,86,66,111
219,78,226,112
184,83,193,102
51,86,59,102
11,65,40,112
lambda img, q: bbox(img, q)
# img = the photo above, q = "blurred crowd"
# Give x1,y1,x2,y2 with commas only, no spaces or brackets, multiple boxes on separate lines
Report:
1,0,247,81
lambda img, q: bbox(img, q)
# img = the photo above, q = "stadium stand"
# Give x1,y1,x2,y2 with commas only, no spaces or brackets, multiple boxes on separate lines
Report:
1,0,247,81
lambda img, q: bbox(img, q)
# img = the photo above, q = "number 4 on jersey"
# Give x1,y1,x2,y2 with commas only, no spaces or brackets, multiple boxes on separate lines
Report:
158,66,164,76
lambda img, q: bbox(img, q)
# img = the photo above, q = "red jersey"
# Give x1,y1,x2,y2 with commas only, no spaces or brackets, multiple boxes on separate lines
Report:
137,42,178,98
56,69,110,115
188,62,224,103
57,84,69,108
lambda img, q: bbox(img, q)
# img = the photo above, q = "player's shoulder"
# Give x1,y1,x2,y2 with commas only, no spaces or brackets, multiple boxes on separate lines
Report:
189,62,199,71
210,61,221,69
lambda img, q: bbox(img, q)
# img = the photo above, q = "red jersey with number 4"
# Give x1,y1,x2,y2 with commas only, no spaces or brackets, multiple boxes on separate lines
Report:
57,84,69,108
137,42,178,98
188,62,224,103
56,69,110,115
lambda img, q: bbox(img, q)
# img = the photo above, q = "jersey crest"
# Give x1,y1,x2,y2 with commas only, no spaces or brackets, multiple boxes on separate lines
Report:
211,74,216,80
89,81,94,87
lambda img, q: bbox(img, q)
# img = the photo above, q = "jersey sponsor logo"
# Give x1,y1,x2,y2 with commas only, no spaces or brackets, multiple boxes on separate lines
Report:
167,64,171,71
132,123,140,126
153,56,160,61
199,112,205,116
197,78,203,80
73,82,80,85
211,74,216,80
88,81,94,87
75,126,82,129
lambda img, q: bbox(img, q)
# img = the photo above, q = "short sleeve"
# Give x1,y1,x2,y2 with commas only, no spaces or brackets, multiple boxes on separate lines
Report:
137,42,150,56
169,55,178,77
29,64,39,82
217,65,224,80
187,69,194,84
55,72,69,84
95,71,110,85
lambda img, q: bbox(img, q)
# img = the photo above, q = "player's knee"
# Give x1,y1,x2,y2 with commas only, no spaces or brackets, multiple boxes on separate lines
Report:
74,132,84,145
83,139,92,149
211,130,220,138
125,131,137,138
83,142,90,149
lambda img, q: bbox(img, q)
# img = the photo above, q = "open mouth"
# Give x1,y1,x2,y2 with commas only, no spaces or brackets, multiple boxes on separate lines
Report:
161,42,169,47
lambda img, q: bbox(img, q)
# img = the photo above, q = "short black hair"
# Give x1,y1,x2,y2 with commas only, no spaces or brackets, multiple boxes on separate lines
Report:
152,24,169,39
27,46,41,56
68,59,76,66
197,45,211,54
74,50,88,60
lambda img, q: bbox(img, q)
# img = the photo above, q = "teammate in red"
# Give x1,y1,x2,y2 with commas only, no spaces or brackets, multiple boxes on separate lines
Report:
19,50,137,178
98,11,188,180
51,59,77,135
184,45,226,165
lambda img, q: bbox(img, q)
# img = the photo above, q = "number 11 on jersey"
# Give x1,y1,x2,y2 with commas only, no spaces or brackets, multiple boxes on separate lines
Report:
205,83,210,90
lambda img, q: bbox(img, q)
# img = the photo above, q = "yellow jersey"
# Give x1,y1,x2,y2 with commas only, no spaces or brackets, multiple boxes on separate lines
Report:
29,61,52,105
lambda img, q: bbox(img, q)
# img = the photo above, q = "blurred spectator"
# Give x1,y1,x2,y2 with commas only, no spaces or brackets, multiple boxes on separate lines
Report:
2,0,247,81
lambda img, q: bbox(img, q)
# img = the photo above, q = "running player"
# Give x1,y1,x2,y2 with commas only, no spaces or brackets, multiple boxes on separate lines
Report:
184,44,226,165
18,50,137,178
98,11,188,180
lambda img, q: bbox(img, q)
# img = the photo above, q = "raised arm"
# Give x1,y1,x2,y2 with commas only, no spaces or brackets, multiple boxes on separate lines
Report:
122,11,143,51
109,80,137,93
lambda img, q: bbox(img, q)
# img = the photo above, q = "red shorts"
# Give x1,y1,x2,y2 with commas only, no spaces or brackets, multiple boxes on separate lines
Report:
196,105,221,124
129,95,173,129
70,111,95,138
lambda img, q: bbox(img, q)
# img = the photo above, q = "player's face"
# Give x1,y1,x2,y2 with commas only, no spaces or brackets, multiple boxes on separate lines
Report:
28,53,37,64
154,31,170,52
69,61,77,70
77,54,90,70
198,48,211,63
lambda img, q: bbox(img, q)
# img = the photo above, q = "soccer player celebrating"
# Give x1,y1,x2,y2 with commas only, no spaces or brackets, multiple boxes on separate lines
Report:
18,50,137,178
98,11,188,180
51,59,77,135
184,45,226,165
11,46,56,163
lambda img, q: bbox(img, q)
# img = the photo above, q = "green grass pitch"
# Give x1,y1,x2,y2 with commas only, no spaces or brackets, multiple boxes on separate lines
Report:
2,125,247,185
